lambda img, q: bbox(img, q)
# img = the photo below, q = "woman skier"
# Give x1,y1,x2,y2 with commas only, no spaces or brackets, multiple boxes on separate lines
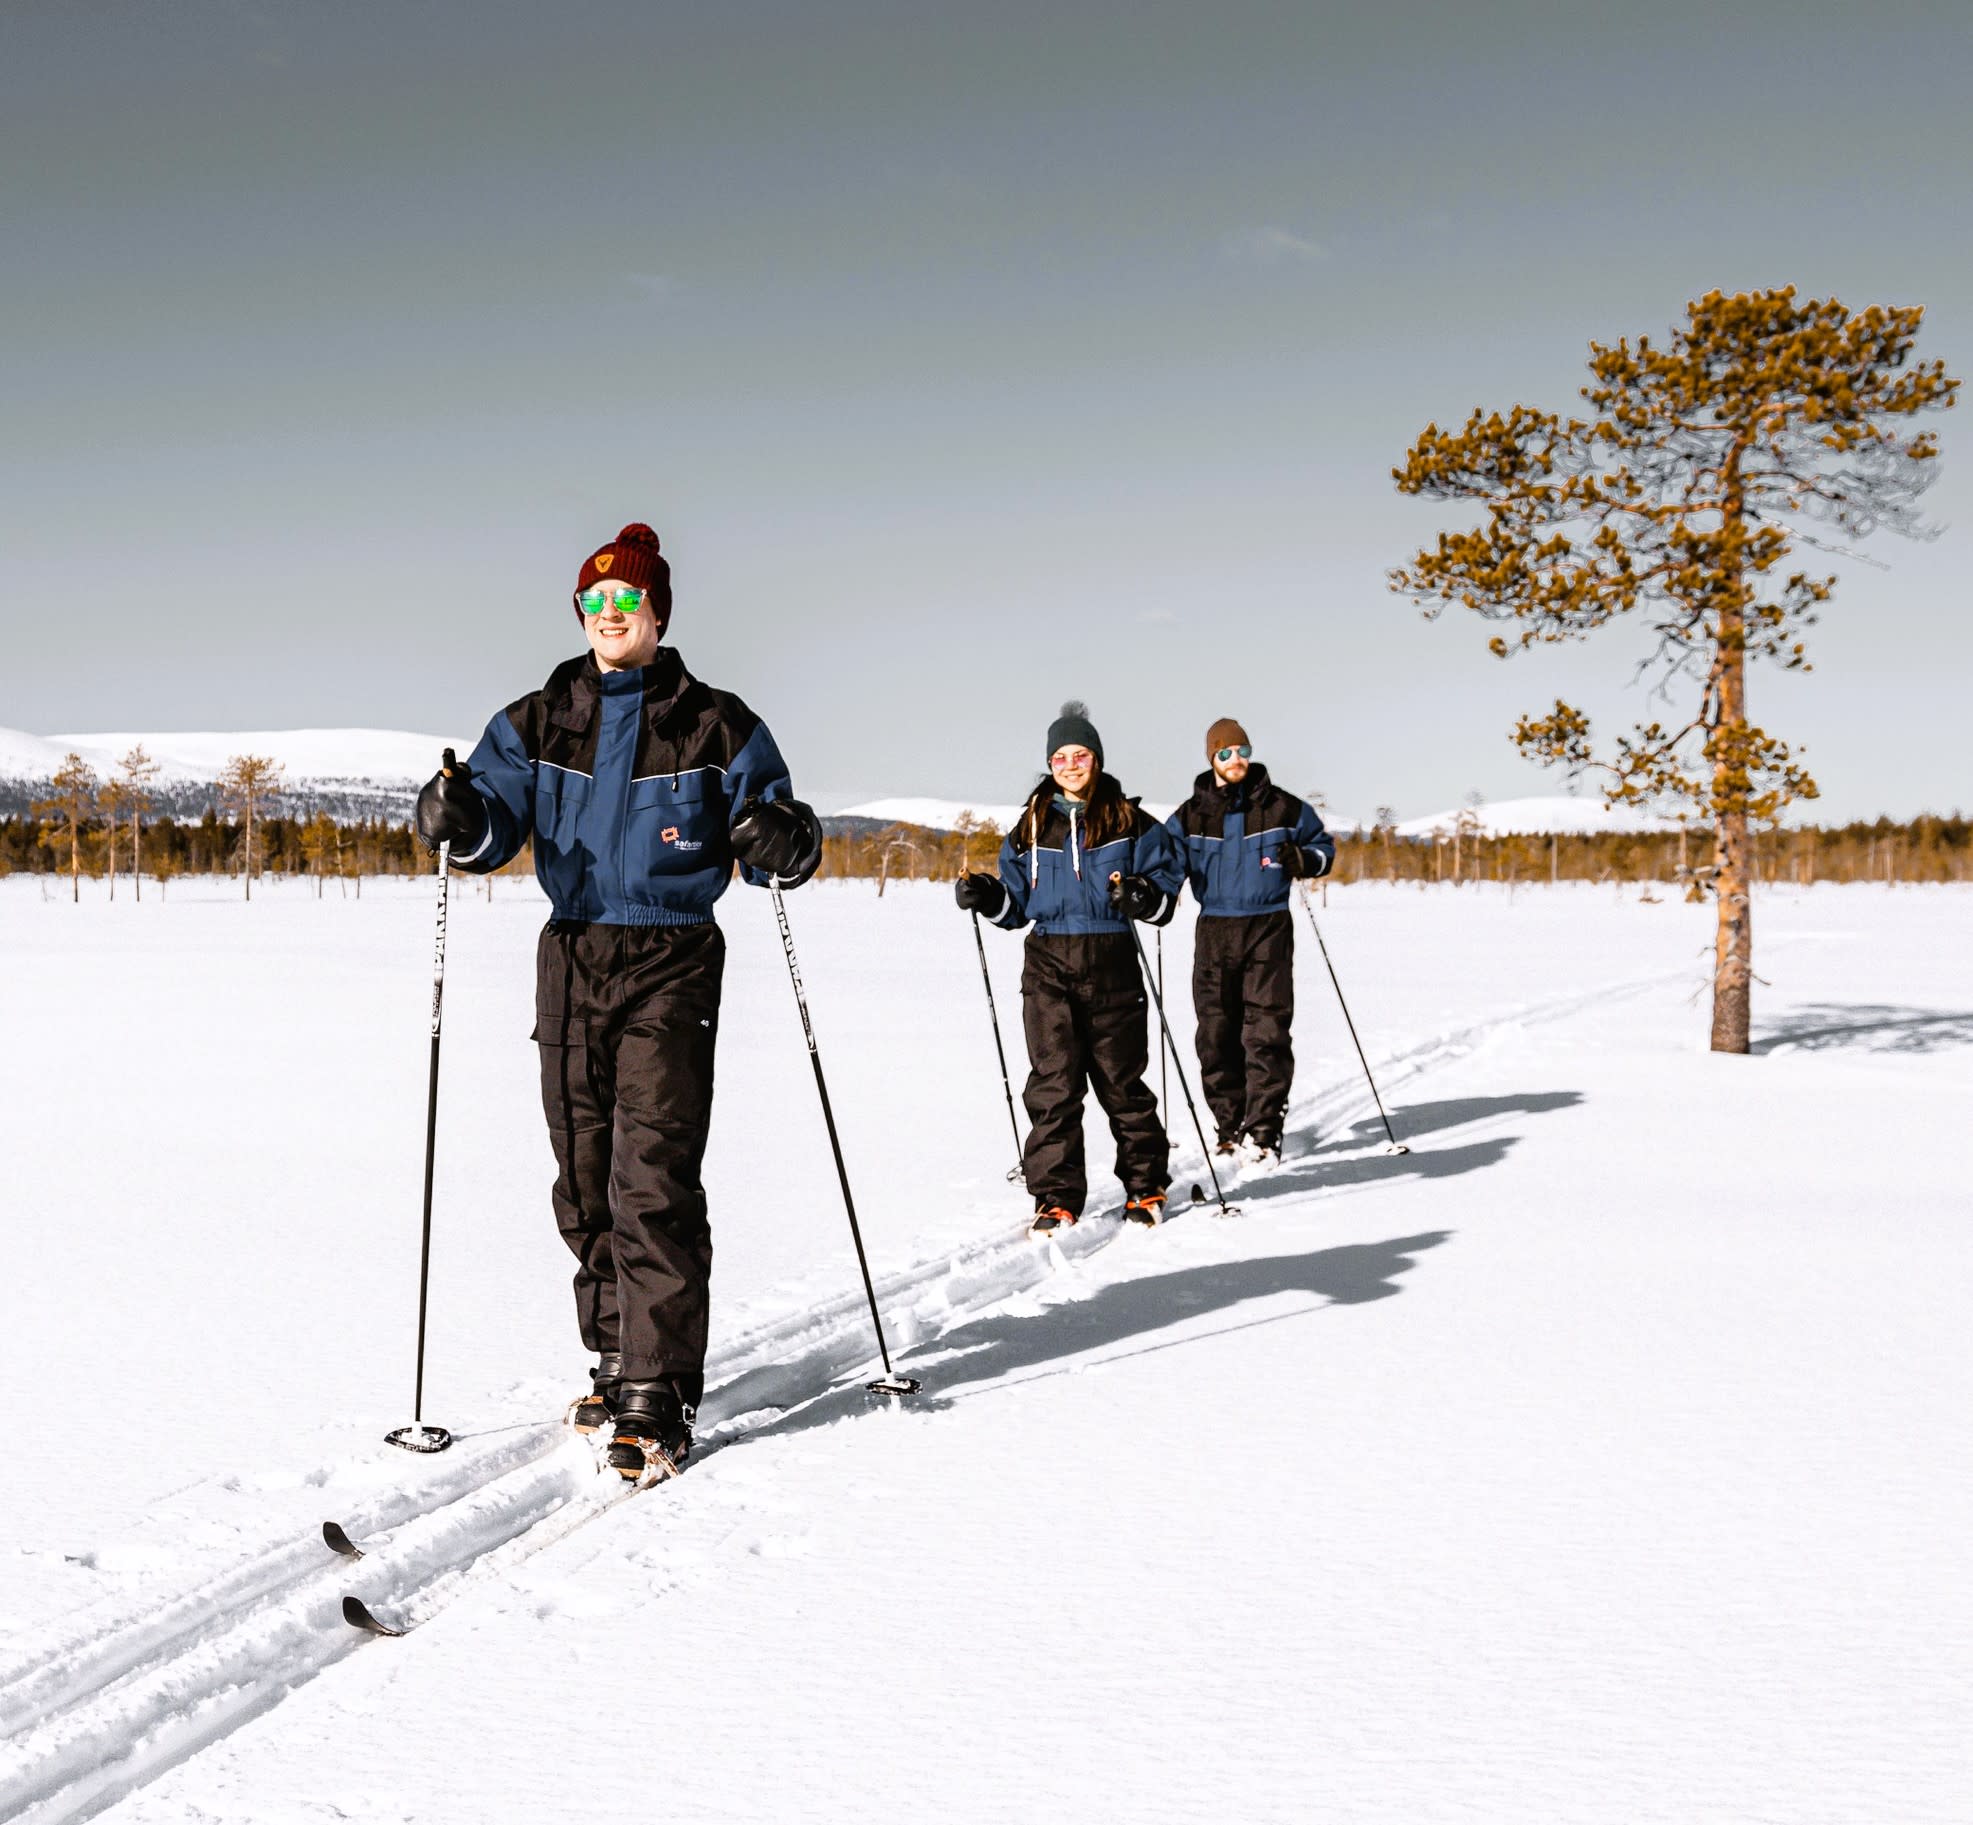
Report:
954,703,1185,1236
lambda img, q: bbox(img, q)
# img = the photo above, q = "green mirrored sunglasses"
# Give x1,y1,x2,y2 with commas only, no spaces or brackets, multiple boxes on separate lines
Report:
577,586,648,617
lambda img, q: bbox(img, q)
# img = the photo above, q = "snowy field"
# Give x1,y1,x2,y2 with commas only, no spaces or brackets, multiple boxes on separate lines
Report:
1,874,1968,1824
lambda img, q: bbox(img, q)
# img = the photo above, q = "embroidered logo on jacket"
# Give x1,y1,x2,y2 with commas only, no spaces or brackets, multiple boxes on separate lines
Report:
661,825,703,854
1260,852,1280,868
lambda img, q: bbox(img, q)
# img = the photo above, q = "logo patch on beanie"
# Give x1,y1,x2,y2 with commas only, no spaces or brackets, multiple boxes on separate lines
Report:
593,553,613,573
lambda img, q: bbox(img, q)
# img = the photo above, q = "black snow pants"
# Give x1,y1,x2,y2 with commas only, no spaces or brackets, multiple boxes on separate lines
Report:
1192,909,1295,1149
1019,931,1170,1216
534,919,723,1404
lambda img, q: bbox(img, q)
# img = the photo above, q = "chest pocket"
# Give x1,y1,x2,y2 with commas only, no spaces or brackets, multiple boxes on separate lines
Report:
533,766,594,850
625,769,725,878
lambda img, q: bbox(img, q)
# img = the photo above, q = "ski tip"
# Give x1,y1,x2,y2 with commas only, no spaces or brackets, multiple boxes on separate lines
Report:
386,1423,454,1454
1189,1183,1206,1204
342,1595,405,1637
322,1521,364,1559
865,1376,921,1399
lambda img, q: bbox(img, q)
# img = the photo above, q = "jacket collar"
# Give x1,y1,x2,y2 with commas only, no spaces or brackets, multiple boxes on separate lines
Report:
547,646,691,732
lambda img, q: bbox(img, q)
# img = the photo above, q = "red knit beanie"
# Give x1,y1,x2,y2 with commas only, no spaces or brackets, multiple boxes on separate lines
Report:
573,523,673,628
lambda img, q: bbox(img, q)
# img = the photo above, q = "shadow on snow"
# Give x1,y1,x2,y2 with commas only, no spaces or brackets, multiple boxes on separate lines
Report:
1751,1003,1973,1055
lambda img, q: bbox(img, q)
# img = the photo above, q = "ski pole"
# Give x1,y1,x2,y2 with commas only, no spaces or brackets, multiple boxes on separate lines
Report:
1297,884,1409,1154
1156,928,1169,1134
769,880,920,1397
970,911,1026,1183
390,761,461,1453
1119,905,1238,1217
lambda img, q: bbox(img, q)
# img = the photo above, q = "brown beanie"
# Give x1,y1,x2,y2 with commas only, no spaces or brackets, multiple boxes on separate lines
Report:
573,522,673,628
1206,717,1251,761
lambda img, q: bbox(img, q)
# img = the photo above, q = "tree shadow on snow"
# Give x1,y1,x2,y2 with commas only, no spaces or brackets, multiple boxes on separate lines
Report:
749,1230,1452,1438
1751,1003,1973,1056
1325,1090,1584,1152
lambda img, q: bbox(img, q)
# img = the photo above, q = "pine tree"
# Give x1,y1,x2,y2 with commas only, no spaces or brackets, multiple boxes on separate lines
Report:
118,745,160,900
1393,288,1958,1051
32,754,99,903
217,755,285,902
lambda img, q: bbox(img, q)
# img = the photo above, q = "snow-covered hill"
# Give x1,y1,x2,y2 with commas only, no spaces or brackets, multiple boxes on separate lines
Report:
835,793,1681,839
1395,796,1681,838
0,726,462,821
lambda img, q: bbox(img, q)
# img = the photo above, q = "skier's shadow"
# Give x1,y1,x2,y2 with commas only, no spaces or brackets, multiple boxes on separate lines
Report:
747,1229,1452,1441
1324,1090,1584,1152
1230,1135,1516,1205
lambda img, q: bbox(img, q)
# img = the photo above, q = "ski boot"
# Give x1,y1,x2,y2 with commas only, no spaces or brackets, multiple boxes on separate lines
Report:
1122,1191,1168,1227
565,1350,623,1434
608,1379,694,1485
1028,1204,1078,1239
1238,1133,1283,1172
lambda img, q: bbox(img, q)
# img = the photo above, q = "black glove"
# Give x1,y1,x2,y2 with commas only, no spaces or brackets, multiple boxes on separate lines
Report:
414,750,486,854
730,796,821,884
1107,873,1166,921
1279,843,1324,880
954,872,1006,916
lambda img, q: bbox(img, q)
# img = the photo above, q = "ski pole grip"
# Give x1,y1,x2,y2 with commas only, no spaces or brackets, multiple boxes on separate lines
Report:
441,747,458,778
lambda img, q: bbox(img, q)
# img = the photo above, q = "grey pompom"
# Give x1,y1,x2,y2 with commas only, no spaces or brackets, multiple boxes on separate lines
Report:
1059,699,1090,719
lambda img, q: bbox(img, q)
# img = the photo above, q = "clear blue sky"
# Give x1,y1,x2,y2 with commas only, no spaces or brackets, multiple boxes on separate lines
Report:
3,0,1967,819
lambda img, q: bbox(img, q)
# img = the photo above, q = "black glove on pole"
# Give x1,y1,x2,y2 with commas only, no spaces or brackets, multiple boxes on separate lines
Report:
415,749,486,854
1112,876,1238,1217
969,908,1025,1182
1298,884,1408,1154
767,879,919,1397
390,750,462,1452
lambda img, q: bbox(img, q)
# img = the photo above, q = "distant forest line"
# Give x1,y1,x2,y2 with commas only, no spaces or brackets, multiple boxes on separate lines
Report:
2,809,1968,892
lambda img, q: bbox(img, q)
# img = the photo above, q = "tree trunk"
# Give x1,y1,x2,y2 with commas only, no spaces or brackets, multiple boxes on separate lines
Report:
134,813,142,902
70,812,80,903
1710,624,1752,1056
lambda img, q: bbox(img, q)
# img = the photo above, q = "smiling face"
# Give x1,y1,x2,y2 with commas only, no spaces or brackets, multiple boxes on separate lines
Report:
581,580,662,672
1049,745,1097,800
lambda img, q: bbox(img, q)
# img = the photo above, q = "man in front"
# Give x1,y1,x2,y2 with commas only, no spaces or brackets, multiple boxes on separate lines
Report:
1165,718,1334,1168
414,522,821,1482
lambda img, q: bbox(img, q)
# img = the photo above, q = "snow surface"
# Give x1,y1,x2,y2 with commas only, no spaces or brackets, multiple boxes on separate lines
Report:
1,876,1968,1823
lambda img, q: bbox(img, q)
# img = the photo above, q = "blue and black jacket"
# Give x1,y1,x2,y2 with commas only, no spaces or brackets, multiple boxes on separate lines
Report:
984,778,1185,936
1165,763,1334,918
451,648,818,924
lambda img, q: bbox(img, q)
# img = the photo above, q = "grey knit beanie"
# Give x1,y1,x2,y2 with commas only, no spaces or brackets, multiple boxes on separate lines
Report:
1045,701,1103,768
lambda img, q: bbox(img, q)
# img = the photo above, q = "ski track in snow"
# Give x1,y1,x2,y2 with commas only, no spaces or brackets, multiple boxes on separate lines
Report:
0,961,1678,1824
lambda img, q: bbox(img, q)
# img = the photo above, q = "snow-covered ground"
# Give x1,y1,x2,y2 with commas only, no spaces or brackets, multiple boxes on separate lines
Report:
0,876,1967,1823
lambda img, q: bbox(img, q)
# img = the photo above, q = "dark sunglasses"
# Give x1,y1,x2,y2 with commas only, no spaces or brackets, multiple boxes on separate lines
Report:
1215,745,1253,764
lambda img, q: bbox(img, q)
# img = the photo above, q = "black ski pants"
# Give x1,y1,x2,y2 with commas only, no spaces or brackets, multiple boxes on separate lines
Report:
1192,909,1295,1148
1019,931,1169,1216
534,919,723,1404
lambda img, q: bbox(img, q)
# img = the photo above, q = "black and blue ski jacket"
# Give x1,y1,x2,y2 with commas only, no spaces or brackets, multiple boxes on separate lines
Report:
1165,763,1334,918
985,785,1185,937
451,648,816,924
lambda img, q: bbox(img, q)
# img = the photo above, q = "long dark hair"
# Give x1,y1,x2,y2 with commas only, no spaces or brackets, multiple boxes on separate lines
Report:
1011,770,1136,852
